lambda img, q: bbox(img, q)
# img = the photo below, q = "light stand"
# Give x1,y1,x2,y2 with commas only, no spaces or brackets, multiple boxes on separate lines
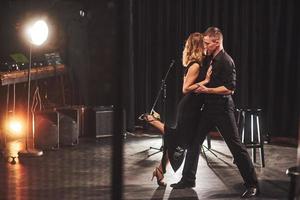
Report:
18,44,43,157
18,20,48,157
147,60,175,158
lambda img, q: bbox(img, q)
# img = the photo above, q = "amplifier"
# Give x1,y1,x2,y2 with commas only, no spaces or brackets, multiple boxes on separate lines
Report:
94,105,114,138
55,107,79,146
34,111,59,150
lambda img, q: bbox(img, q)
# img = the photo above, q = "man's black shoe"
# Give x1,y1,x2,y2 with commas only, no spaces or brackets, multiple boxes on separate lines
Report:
241,186,259,198
170,180,195,189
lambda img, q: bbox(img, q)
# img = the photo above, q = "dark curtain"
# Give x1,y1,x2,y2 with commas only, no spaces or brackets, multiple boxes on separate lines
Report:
50,1,91,106
130,0,300,137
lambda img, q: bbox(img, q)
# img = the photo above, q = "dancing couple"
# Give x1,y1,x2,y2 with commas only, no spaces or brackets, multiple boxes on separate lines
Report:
140,27,259,198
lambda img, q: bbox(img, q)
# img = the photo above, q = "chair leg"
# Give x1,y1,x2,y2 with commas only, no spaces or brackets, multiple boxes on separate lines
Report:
260,144,265,167
253,148,257,163
288,176,296,200
251,114,255,162
256,114,265,167
241,111,245,143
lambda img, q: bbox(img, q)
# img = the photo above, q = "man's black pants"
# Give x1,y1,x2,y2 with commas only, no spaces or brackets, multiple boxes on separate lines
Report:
182,98,258,187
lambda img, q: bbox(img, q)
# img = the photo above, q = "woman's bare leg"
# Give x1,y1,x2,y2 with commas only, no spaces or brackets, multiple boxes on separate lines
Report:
158,152,170,172
145,114,165,134
144,114,170,185
152,150,170,186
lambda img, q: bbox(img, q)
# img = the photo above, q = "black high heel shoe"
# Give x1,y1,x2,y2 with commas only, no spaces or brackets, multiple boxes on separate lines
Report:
151,167,167,187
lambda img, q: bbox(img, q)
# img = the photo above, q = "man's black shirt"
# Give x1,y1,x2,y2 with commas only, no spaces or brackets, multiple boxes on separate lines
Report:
207,49,236,91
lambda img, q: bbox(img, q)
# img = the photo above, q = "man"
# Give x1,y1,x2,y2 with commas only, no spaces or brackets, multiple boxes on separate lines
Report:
170,27,259,198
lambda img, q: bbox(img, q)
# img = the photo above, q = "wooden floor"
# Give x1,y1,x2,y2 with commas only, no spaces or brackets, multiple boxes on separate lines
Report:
0,131,296,200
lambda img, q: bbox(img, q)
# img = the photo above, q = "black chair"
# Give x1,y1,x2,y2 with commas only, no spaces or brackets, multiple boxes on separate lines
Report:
237,108,265,167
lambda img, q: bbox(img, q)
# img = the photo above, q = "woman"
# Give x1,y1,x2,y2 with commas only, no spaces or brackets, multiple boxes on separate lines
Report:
140,32,211,186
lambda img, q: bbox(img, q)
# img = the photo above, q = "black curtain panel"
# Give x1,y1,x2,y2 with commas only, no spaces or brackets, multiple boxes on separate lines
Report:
129,0,300,138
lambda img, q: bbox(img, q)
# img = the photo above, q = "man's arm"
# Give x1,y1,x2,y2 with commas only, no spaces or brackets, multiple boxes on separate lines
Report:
194,59,236,95
194,85,233,95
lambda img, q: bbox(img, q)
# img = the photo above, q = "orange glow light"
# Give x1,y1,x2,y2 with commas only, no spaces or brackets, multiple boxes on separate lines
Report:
6,118,24,136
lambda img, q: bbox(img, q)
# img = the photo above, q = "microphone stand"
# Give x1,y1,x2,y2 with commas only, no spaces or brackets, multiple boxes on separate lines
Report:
147,60,175,158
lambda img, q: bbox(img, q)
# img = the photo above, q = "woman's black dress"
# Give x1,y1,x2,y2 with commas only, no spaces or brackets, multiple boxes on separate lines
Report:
162,58,210,172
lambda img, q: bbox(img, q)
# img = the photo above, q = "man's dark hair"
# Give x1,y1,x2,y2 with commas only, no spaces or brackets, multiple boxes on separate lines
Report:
204,27,223,41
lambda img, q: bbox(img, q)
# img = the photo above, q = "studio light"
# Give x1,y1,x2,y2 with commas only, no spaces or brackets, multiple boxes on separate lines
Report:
7,121,22,134
6,118,23,137
18,19,49,157
27,20,49,46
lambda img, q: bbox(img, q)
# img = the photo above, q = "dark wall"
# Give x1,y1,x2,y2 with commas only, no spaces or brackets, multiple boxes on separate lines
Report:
132,0,300,137
51,0,119,106
85,0,119,106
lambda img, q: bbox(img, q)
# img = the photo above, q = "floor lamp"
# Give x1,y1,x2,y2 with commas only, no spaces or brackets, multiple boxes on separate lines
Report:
18,20,49,157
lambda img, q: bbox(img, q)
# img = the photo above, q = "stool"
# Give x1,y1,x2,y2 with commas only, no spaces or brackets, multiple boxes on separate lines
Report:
286,166,300,200
237,108,265,167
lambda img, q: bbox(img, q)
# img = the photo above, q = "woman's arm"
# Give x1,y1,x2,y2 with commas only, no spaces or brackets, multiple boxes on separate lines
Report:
193,66,233,95
182,63,200,94
194,85,233,95
194,61,235,95
195,66,212,86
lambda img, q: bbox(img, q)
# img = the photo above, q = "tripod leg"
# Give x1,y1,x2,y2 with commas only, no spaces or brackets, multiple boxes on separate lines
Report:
201,145,210,166
202,145,219,158
149,146,162,151
147,148,162,158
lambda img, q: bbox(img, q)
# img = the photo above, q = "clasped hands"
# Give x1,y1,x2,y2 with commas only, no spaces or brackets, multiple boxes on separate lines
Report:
194,84,210,94
194,65,212,94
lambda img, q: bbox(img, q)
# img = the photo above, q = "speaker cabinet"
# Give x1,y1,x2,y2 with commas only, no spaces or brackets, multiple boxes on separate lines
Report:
56,107,80,146
94,106,114,138
34,111,59,150
70,106,90,137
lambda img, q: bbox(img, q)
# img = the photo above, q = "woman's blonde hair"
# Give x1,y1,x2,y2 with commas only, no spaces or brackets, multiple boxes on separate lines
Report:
182,32,204,67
